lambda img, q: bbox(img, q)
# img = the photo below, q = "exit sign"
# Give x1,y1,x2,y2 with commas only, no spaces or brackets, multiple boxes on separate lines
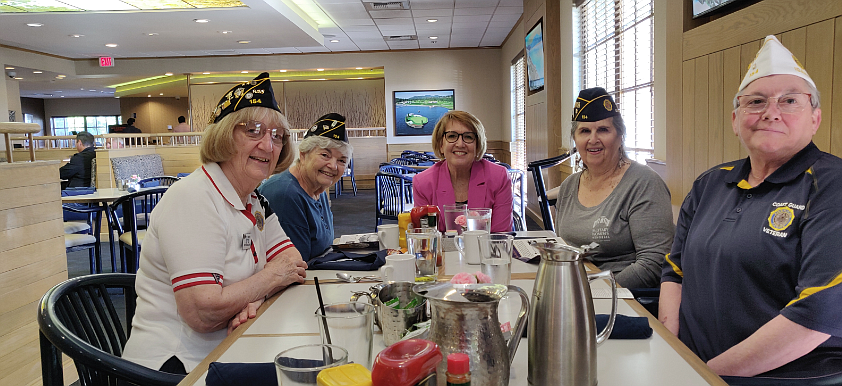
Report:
99,57,114,67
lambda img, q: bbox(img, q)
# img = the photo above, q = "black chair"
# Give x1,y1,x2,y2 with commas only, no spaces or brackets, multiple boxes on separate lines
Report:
375,171,414,227
334,157,357,197
379,163,416,201
507,169,526,231
389,157,418,166
38,273,184,386
139,176,180,188
63,204,107,274
526,151,574,232
109,187,168,273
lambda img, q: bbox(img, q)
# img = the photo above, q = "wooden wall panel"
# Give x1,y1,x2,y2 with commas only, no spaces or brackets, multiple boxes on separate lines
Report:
780,28,807,64
706,51,724,168
806,20,835,152
833,17,842,155
681,60,695,195
693,56,710,178
738,41,761,160
722,47,742,162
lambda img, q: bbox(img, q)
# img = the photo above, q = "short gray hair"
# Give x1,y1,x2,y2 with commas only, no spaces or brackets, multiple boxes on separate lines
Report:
733,78,820,110
569,114,628,170
294,135,353,165
76,131,95,147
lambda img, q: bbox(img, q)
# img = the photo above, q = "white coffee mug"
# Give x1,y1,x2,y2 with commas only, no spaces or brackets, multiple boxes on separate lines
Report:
380,254,416,282
377,224,400,250
455,230,488,265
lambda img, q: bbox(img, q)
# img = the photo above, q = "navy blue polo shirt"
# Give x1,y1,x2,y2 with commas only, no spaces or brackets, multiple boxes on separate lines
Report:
662,142,842,378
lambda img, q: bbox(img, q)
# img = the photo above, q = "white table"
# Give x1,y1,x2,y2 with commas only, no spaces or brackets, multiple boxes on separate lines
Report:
60,188,130,204
177,251,726,386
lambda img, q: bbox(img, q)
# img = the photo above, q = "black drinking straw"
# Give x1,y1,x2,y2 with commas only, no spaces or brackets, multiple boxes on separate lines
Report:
313,277,335,364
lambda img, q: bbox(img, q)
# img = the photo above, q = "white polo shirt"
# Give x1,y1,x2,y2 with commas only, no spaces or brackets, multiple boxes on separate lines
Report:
122,162,293,372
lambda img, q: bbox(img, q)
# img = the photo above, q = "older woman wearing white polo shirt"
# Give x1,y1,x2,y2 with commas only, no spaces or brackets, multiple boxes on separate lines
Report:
122,72,308,374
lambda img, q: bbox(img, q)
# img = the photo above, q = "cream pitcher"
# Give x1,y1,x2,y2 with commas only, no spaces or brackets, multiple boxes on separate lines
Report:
528,242,618,386
413,282,529,386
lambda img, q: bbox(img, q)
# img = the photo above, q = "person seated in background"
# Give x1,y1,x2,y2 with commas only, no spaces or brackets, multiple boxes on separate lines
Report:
173,116,191,132
121,72,307,374
59,131,96,189
259,113,353,261
412,110,513,232
123,118,141,133
660,36,842,379
554,87,673,289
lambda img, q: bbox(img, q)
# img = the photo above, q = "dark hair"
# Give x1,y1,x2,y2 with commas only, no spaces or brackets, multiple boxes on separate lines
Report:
126,118,135,125
178,116,186,123
76,131,95,147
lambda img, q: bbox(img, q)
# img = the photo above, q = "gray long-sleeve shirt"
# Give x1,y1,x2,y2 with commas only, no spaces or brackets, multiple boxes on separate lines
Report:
555,161,674,288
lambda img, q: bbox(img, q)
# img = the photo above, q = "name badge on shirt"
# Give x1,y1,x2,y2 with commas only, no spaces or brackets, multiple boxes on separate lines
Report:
242,234,252,250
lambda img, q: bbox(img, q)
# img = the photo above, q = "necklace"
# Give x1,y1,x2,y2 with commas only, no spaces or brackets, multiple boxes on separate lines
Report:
582,159,628,192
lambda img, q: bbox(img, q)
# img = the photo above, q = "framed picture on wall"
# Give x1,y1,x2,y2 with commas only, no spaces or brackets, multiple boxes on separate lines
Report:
393,89,455,137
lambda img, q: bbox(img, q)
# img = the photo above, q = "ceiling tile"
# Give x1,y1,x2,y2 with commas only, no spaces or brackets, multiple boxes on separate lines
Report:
497,0,521,5
342,26,381,33
488,19,517,29
347,31,384,39
266,48,303,53
374,17,414,26
387,40,420,49
410,9,453,17
454,7,495,15
409,0,456,10
296,46,331,53
454,0,498,8
451,24,488,32
377,26,418,35
332,18,377,26
414,25,453,34
494,6,523,14
354,40,390,50
369,9,413,18
413,16,453,26
490,12,521,22
453,14,491,23
236,48,273,55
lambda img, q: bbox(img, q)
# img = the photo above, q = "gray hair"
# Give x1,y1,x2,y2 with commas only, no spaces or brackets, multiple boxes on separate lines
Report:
569,114,628,170
294,135,353,165
732,78,820,110
76,131,95,147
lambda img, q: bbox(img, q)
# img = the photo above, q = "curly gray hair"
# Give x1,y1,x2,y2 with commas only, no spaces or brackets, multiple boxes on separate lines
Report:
293,135,354,165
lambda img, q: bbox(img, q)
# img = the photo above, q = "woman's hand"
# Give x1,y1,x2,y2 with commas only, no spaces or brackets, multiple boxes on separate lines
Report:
265,248,307,291
227,298,264,335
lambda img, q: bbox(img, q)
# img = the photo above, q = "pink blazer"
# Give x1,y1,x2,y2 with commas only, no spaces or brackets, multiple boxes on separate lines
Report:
412,159,513,232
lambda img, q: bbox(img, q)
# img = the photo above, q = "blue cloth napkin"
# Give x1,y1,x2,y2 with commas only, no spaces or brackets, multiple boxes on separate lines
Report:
206,358,326,386
306,249,388,271
521,314,652,339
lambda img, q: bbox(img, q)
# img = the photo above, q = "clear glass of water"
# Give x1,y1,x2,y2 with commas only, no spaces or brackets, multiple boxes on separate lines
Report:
466,208,492,233
406,228,440,278
479,233,513,285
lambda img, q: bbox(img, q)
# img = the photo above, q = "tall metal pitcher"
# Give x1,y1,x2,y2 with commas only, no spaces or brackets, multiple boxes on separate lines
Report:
528,242,618,386
414,282,529,386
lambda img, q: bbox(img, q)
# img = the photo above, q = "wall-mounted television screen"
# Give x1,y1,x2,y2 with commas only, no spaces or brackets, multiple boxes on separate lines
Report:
393,89,455,137
525,19,545,94
693,0,741,18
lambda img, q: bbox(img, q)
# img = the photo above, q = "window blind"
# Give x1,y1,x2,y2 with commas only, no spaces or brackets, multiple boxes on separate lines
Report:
511,56,527,172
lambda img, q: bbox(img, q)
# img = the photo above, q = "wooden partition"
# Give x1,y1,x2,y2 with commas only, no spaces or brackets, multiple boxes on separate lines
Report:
0,161,70,386
670,0,842,204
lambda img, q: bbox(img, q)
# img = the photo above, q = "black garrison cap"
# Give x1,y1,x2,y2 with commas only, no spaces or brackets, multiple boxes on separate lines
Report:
304,113,348,143
209,72,281,124
572,87,621,122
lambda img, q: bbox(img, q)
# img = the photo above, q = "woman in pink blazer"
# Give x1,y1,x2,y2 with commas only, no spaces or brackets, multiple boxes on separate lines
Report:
412,111,513,233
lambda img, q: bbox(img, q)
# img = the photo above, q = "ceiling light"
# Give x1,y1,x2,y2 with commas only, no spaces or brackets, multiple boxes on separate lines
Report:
279,70,287,72
330,39,339,43
27,23,43,27
61,96,65,97
89,90,96,92
4,67,13,70
356,67,363,70
105,43,118,47
148,95,152,97
165,72,173,76
430,36,438,40
281,79,289,81
33,71,42,74
241,70,249,73
427,19,438,23
202,72,210,74
237,40,250,44
14,77,23,80
220,30,232,34
69,34,83,38
317,68,325,71
146,33,159,36
115,96,119,98
160,93,164,95
55,90,62,92
194,19,210,23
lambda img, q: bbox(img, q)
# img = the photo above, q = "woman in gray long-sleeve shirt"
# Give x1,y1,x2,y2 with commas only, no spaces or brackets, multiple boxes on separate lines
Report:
555,87,674,288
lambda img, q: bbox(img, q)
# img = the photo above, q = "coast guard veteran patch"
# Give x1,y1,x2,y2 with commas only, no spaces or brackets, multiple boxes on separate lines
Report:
768,206,794,232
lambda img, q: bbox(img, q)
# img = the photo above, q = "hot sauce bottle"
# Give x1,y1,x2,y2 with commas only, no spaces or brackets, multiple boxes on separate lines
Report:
445,353,471,386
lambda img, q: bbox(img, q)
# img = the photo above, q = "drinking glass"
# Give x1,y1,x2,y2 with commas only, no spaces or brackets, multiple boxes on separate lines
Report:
406,228,441,278
314,302,375,369
275,344,348,385
442,204,468,234
479,233,513,285
466,208,492,233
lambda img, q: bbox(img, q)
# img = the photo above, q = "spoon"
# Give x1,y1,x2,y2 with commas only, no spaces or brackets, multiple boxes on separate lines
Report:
336,272,361,283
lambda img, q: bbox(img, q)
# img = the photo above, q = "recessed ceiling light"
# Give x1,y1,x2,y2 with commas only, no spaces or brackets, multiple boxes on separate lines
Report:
427,19,438,23
241,70,249,73
317,68,325,71
69,34,83,38
194,19,210,23
33,71,42,74
148,95,152,97
55,90,62,92
165,72,173,76
356,67,363,70
27,23,43,27
314,78,326,81
14,77,23,80
430,36,438,40
237,40,250,44
160,93,164,95
105,43,118,47
330,39,339,43
89,90,96,92
279,70,287,72
146,32,159,36
281,79,289,81
219,30,232,34
4,67,13,70
61,96,65,97
202,72,210,74
115,96,119,98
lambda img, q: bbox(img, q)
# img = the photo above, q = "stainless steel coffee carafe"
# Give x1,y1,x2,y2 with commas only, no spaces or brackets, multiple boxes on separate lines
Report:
528,242,618,386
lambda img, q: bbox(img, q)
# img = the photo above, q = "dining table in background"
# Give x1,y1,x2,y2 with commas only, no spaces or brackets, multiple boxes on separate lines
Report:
176,236,727,386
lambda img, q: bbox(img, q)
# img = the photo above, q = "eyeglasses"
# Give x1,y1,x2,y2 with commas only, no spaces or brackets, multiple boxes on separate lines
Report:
443,131,477,144
235,121,287,146
737,93,812,114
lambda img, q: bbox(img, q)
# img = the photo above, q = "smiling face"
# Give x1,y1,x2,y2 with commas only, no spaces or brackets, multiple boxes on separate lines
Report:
298,147,348,192
732,74,821,161
439,120,477,170
221,118,283,193
573,117,622,170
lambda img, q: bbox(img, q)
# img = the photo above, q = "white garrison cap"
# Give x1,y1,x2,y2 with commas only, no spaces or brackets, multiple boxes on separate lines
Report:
738,35,815,92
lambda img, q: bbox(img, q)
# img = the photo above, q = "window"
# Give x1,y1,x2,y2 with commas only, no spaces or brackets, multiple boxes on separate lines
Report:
51,116,120,136
511,55,527,172
576,0,654,163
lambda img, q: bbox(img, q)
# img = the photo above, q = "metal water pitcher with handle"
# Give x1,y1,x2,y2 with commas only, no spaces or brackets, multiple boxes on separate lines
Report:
414,282,529,386
528,242,618,386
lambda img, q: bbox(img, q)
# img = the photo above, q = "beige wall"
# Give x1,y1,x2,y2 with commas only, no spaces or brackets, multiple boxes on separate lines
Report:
119,97,189,134
670,0,842,205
